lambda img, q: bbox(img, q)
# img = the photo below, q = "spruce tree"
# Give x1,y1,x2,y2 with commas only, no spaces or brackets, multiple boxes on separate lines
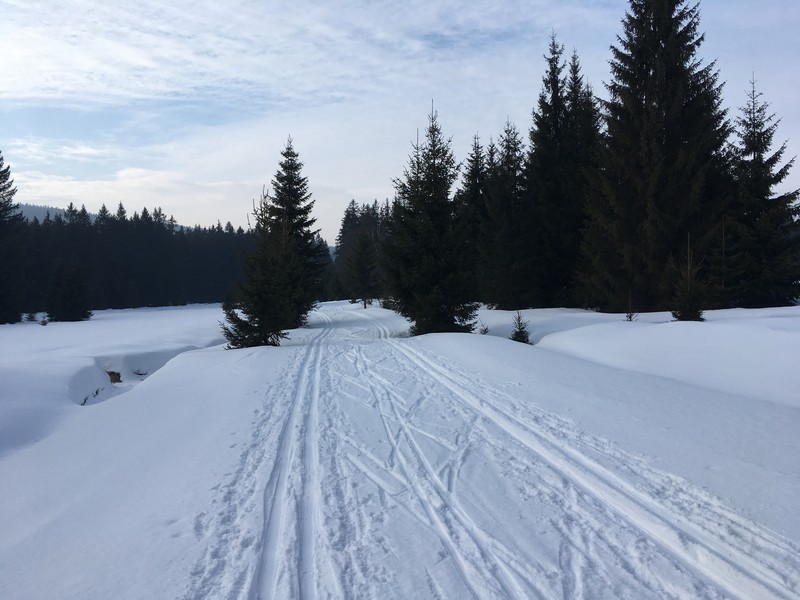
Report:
267,138,327,325
480,122,532,309
46,257,92,322
452,135,488,299
723,80,800,307
383,110,478,334
223,139,323,347
0,150,24,323
584,0,732,312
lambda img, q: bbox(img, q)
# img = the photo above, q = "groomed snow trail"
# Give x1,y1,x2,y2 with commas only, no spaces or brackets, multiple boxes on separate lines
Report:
185,304,800,600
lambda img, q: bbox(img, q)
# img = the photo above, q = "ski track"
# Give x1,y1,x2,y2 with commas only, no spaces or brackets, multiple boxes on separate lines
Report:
183,305,799,600
385,336,800,600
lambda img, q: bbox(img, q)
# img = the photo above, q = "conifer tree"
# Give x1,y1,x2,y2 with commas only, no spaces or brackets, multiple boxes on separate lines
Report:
223,139,323,347
0,150,24,323
46,257,92,322
723,80,800,307
222,196,296,347
383,110,478,334
584,0,732,312
452,135,488,299
480,122,532,309
510,311,531,343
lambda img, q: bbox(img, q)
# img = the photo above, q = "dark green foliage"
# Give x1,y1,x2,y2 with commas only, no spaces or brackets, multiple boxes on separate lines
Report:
383,110,478,335
221,200,295,348
13,202,252,314
584,0,732,312
480,123,533,309
348,228,380,308
266,139,327,324
671,236,706,321
223,139,324,348
528,38,600,307
510,311,531,343
335,200,385,305
720,80,800,307
0,150,24,323
47,257,92,322
452,135,489,299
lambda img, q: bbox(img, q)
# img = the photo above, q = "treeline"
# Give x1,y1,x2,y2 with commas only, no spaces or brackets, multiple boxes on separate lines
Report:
3,0,799,333
332,4,799,328
1,197,256,321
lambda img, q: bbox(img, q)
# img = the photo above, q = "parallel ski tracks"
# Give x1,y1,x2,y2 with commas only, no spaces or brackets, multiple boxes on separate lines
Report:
186,306,799,599
248,310,334,600
386,338,799,600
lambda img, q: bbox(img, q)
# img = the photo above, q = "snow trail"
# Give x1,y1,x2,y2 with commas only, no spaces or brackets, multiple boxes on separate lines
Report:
386,337,800,599
185,303,799,599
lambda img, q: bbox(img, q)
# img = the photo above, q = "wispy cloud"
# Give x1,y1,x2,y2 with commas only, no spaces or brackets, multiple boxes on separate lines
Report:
1,0,798,242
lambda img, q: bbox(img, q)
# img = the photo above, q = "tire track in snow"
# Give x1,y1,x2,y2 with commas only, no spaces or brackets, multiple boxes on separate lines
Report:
249,311,334,600
390,339,799,600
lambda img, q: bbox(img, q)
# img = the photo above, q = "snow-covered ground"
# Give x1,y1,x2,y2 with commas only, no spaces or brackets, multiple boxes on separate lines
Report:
1,302,798,599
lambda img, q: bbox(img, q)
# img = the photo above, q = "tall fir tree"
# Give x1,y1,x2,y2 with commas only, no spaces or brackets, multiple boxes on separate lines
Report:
452,135,488,299
223,139,324,347
383,110,478,334
584,0,732,312
526,35,573,307
267,138,327,325
724,80,800,306
0,150,24,323
46,257,92,322
480,122,532,309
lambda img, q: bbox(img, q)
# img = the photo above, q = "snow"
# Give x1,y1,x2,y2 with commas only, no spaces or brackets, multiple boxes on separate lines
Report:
1,302,798,599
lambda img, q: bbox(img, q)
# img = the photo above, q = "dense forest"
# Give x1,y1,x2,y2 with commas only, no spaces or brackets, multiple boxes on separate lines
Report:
1,0,798,335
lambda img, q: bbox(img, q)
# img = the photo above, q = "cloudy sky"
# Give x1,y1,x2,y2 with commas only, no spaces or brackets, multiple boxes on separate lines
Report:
2,0,798,243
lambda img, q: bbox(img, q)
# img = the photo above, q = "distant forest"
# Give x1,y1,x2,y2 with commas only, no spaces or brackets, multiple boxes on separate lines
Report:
1,0,799,328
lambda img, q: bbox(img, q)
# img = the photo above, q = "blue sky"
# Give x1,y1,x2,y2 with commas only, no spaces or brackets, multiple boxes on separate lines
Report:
2,0,798,243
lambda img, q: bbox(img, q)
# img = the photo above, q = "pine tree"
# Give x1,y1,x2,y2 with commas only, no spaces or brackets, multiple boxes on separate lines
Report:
724,80,800,307
452,135,488,299
480,122,532,309
383,110,478,334
584,0,732,312
671,235,705,321
0,150,24,323
348,227,379,308
267,138,327,325
223,139,323,347
46,257,92,322
509,311,531,343
222,197,295,348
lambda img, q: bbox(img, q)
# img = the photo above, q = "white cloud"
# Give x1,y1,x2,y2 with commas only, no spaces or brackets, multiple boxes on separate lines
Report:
2,0,798,243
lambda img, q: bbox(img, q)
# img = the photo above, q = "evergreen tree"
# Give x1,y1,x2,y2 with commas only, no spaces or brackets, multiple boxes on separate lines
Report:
671,235,705,321
46,257,92,322
267,138,327,325
383,110,478,334
480,122,532,309
348,227,379,308
509,311,531,344
0,150,24,323
223,139,323,347
452,135,488,299
584,0,732,312
527,35,569,307
723,80,800,307
222,196,296,348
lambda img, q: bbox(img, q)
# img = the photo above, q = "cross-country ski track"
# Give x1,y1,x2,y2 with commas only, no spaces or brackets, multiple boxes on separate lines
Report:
184,304,798,599
1,301,799,600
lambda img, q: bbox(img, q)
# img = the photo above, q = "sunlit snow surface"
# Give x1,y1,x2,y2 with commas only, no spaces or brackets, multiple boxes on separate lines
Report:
1,302,798,599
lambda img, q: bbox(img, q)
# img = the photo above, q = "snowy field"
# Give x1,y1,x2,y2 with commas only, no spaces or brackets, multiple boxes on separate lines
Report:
1,301,799,599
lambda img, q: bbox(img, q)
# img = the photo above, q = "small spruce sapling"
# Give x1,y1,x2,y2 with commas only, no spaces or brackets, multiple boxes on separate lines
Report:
672,235,705,322
510,311,531,344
